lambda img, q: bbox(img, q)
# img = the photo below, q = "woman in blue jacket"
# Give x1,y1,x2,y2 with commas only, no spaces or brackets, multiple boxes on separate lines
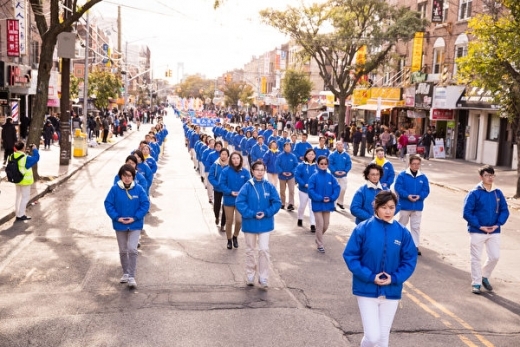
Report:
343,191,417,347
350,163,386,225
263,140,280,187
236,161,281,289
239,130,252,169
208,148,229,231
308,156,340,253
134,150,153,196
113,155,148,193
142,144,158,175
219,152,251,249
104,164,150,289
295,148,317,232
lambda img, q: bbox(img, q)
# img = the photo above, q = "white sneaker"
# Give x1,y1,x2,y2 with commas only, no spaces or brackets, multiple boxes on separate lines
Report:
128,277,137,288
246,276,255,286
120,274,129,283
259,279,268,289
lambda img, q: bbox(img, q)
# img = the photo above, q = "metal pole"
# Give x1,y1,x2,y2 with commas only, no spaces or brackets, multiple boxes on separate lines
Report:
124,41,128,109
82,11,89,135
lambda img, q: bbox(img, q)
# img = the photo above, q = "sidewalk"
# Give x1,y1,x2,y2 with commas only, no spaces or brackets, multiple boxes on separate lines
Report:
306,133,520,210
0,131,138,225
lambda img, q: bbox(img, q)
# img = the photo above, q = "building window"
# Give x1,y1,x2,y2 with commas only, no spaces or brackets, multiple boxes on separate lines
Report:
30,41,40,67
487,114,500,141
418,2,427,19
453,34,469,76
459,0,472,20
433,37,446,74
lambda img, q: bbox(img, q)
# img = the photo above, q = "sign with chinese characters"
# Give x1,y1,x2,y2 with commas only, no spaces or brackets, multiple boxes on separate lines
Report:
411,32,424,72
431,109,454,120
415,82,434,109
15,0,27,55
432,0,444,23
7,20,20,57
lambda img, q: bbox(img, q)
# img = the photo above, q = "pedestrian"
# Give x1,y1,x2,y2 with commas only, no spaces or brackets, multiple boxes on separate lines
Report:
275,142,298,210
102,116,109,143
394,154,430,255
219,152,251,249
12,141,40,221
263,140,280,187
463,165,510,294
350,163,388,225
397,131,408,161
295,148,318,232
418,129,435,160
235,161,282,288
43,120,55,150
328,141,352,210
209,148,230,232
352,127,362,156
104,164,150,289
308,155,340,253
372,147,395,190
343,190,417,347
2,117,17,165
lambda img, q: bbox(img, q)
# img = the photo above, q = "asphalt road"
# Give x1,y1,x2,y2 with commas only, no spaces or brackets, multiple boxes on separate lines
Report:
0,115,518,347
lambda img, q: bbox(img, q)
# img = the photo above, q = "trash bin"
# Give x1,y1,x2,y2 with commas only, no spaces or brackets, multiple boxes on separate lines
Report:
73,129,88,157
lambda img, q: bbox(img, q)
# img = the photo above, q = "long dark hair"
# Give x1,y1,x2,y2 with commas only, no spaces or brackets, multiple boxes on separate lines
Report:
229,152,243,171
303,148,316,163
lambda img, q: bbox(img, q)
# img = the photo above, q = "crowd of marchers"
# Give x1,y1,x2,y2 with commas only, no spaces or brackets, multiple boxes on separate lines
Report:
181,113,510,347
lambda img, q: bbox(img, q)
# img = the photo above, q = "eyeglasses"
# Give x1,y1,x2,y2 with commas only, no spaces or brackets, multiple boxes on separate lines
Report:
483,174,495,178
318,162,328,166
253,169,265,172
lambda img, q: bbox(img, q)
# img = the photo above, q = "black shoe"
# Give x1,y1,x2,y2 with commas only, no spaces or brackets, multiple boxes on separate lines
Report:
287,204,294,211
201,176,204,183
215,218,219,225
281,205,285,210
16,215,32,221
232,236,238,248
297,219,303,227
227,240,232,249
310,225,316,233
336,203,345,210
220,225,226,232
417,247,422,256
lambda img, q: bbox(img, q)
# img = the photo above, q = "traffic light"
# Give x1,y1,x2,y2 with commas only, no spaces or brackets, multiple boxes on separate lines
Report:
165,69,172,77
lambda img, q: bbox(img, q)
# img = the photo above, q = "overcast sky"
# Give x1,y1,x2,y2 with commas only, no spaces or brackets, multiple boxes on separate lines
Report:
91,0,320,82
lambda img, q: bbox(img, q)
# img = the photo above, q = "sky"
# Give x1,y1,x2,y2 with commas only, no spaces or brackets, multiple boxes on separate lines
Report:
91,0,316,82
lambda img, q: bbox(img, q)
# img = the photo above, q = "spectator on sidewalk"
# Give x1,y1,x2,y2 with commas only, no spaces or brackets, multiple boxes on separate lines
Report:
328,141,352,210
42,120,55,150
344,190,417,347
1,117,17,165
236,160,281,289
13,141,40,221
394,154,430,256
101,116,110,143
463,165,509,294
352,127,362,156
418,129,435,160
104,164,150,289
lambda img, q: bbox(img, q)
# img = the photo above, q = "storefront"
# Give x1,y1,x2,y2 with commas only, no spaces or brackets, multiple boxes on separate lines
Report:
351,87,403,127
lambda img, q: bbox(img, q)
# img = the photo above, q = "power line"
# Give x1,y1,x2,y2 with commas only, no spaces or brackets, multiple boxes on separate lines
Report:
102,0,190,18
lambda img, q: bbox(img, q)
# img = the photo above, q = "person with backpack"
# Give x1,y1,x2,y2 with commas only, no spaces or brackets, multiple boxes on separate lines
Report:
11,141,40,221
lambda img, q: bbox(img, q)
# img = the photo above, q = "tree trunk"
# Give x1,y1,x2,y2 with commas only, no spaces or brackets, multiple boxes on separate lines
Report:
516,133,520,199
28,39,57,179
337,95,347,140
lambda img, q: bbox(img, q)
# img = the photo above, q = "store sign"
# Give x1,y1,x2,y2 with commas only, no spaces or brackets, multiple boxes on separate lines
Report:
7,19,20,57
431,109,454,120
7,65,30,85
432,85,465,109
415,82,434,109
15,0,27,55
411,32,424,72
456,87,499,109
432,0,444,23
403,86,415,107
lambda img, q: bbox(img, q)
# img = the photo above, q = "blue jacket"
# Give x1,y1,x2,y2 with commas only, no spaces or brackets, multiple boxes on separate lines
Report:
240,137,251,156
205,150,220,172
233,134,245,151
136,162,153,194
150,142,160,161
328,150,352,178
294,141,312,161
113,172,148,193
208,160,228,192
235,178,281,233
295,162,317,193
246,137,258,155
275,152,299,180
394,169,430,211
219,166,251,206
343,216,417,300
371,158,395,189
276,137,290,151
308,168,340,212
350,183,390,224
314,146,330,158
104,182,150,231
145,156,158,174
201,147,213,173
263,150,281,174
250,143,269,163
463,183,509,234
189,132,200,149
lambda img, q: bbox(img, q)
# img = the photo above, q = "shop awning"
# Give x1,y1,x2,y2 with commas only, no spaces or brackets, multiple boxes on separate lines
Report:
354,104,379,111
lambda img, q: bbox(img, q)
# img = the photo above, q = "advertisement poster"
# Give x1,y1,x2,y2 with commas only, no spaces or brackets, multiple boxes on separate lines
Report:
432,0,444,23
433,138,446,159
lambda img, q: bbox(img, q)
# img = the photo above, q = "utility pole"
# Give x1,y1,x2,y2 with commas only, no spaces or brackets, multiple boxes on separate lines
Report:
59,0,73,166
82,11,90,134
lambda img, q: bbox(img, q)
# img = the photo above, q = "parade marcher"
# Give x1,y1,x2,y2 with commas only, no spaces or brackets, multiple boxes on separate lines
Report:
141,144,158,175
394,154,430,255
201,138,217,203
314,136,330,158
209,148,230,231
372,147,395,190
250,135,268,163
104,164,150,289
219,152,251,249
113,155,148,193
235,161,282,288
295,148,318,232
463,165,510,294
263,140,280,187
239,130,252,169
344,190,417,347
328,141,352,210
134,150,153,196
293,133,312,162
350,163,388,225
308,155,340,253
12,141,40,221
1,117,17,165
275,142,298,210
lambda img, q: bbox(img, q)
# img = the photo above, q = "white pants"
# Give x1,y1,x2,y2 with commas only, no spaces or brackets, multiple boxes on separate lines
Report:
357,296,399,347
267,173,279,188
335,176,348,205
199,162,205,178
243,155,249,170
205,172,214,201
15,185,31,218
297,190,315,225
244,232,270,282
470,233,500,286
190,148,197,168
398,210,422,247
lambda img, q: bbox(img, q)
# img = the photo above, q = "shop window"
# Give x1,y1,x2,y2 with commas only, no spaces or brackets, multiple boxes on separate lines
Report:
459,0,472,20
486,114,500,141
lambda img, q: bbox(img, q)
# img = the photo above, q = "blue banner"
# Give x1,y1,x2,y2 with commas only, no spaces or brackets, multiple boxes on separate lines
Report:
192,118,216,127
